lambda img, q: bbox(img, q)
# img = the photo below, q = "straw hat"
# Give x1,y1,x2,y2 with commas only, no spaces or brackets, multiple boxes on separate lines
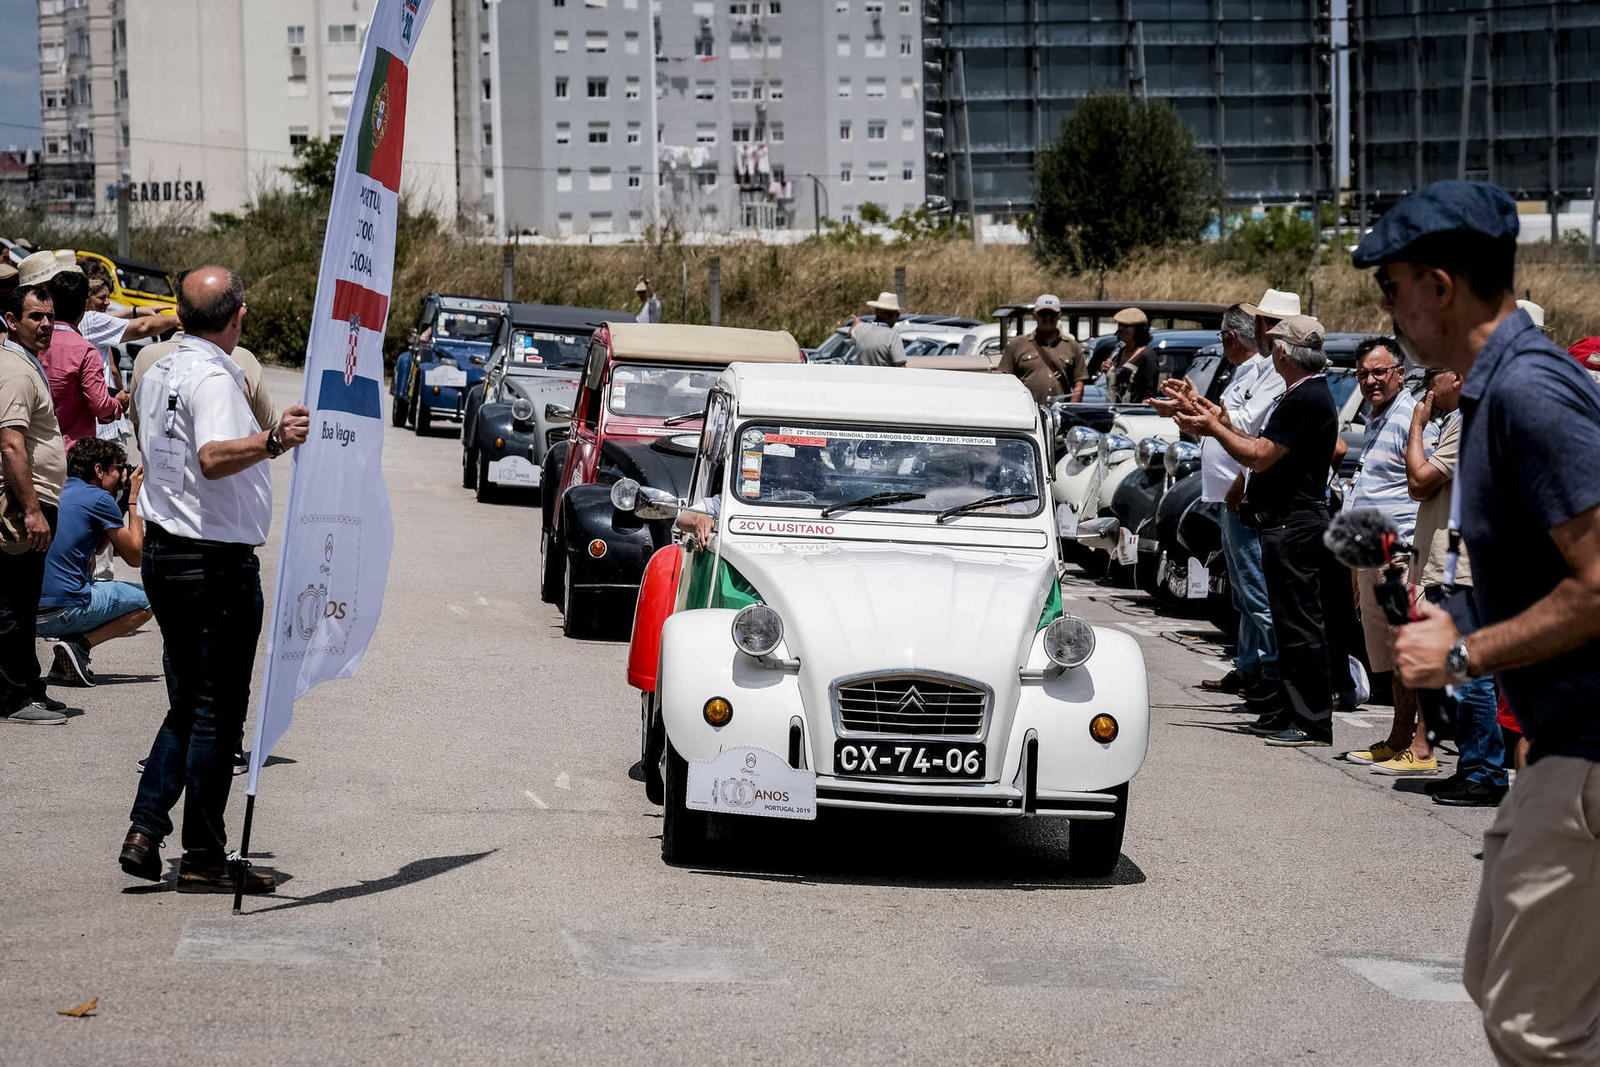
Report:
17,249,80,287
865,291,900,313
1239,288,1301,320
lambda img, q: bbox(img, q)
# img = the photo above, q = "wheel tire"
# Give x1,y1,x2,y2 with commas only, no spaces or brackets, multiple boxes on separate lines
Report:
561,554,597,639
641,691,665,805
661,740,708,865
1067,783,1128,877
540,528,562,604
475,454,497,504
391,395,408,428
462,445,478,489
414,398,432,436
1135,549,1162,596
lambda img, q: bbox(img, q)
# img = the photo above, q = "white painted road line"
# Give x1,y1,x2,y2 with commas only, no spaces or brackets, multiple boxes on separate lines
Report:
562,930,785,983
1335,712,1375,728
1336,956,1471,1002
555,772,571,790
446,604,468,617
524,790,549,809
174,919,380,964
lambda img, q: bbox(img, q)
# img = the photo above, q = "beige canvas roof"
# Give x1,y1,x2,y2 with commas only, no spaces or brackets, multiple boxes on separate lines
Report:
606,322,803,365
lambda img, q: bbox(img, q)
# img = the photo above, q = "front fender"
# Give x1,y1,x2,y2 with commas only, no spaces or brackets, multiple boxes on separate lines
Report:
627,544,684,692
541,441,570,533
560,483,657,590
475,404,536,460
659,609,802,763
1017,626,1149,793
392,351,414,398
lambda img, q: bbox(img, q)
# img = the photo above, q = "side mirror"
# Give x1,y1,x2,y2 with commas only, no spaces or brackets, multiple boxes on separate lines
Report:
545,402,573,423
610,477,680,520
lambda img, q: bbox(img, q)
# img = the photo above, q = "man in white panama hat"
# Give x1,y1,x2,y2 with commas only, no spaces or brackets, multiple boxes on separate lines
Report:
848,291,906,368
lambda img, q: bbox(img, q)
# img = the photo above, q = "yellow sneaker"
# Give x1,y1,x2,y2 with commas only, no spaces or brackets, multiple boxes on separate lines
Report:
1345,741,1400,765
1371,751,1440,776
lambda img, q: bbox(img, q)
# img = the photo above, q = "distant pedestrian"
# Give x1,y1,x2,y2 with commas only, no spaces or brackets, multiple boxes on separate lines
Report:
635,277,661,324
1107,308,1159,403
1402,368,1506,807
35,438,150,686
849,291,906,368
995,293,1087,403
119,266,310,895
1173,315,1347,747
0,285,68,724
1371,179,1600,1062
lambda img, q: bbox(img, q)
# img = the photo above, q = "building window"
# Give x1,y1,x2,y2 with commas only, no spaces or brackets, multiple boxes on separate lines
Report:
902,162,915,181
694,35,714,58
767,0,781,11
835,0,847,11
751,82,764,100
627,168,642,188
731,81,751,100
865,39,886,57
590,212,613,234
557,169,572,192
554,31,568,53
731,124,751,142
867,121,885,141
899,35,912,55
286,25,305,45
768,80,784,100
590,168,612,191
695,124,717,144
587,77,609,99
840,165,852,184
482,123,493,146
557,213,573,235
839,121,852,141
555,76,569,99
898,0,910,11
588,124,610,145
836,35,850,57
289,128,309,147
625,77,641,99
770,122,784,143
765,35,781,57
627,122,641,144
901,119,915,141
901,76,915,99
864,0,883,13
729,42,750,60
694,80,715,101
328,23,357,43
556,122,571,145
625,31,640,54
585,0,607,6
868,163,887,183
586,32,608,52
837,79,851,100
865,77,885,98
696,170,718,190
554,0,565,5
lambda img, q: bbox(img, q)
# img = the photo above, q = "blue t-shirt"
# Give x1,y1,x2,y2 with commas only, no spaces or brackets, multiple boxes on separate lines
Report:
1458,308,1600,763
39,476,124,609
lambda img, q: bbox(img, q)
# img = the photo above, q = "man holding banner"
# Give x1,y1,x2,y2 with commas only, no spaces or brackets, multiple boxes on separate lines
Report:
119,268,310,893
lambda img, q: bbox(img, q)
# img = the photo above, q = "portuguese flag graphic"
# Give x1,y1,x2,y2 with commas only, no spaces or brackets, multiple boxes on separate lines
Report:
355,47,408,194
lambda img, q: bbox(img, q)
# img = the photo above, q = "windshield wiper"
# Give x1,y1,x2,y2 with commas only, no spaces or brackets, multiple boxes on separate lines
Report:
662,410,705,426
935,493,1039,524
819,491,927,518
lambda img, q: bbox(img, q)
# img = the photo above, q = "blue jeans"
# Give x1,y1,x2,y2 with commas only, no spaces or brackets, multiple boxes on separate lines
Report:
1454,674,1509,787
1221,507,1278,684
36,580,149,638
128,526,262,865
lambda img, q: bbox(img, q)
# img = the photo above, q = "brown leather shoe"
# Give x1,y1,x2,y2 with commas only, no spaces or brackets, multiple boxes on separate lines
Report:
175,859,276,895
119,830,163,881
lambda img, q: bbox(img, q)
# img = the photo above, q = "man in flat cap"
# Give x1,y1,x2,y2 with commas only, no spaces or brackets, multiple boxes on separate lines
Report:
1378,180,1600,1063
1167,315,1346,748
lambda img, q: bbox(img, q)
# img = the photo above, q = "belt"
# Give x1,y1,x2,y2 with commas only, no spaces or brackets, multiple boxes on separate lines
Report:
146,523,258,556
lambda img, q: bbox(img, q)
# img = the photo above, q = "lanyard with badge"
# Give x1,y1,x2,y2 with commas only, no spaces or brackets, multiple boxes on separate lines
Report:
145,354,213,491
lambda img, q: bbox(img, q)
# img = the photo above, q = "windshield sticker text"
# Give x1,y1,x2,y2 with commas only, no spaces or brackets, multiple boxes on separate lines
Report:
778,426,996,447
765,433,827,447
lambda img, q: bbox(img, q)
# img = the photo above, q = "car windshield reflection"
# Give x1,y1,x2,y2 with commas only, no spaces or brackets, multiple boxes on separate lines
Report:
609,366,722,418
508,329,588,373
437,312,502,343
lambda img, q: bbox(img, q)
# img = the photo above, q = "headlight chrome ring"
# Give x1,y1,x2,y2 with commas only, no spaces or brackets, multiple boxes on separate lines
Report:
731,603,783,657
1043,615,1096,669
511,397,534,423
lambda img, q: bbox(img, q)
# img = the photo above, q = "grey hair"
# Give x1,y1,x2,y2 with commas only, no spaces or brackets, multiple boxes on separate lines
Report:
1275,339,1327,372
1221,304,1255,343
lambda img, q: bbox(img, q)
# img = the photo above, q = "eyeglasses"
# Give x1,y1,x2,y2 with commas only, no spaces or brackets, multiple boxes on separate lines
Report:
1356,366,1400,381
1375,267,1428,300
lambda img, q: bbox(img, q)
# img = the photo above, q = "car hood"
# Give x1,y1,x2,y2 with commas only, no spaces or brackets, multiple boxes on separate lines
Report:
503,373,581,406
600,437,694,498
1113,412,1178,441
721,539,1055,692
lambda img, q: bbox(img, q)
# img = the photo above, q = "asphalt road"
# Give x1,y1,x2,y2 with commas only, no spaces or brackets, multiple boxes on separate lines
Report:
1,366,1496,1065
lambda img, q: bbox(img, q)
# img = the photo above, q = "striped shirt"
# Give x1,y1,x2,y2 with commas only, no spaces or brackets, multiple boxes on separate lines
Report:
1349,388,1433,543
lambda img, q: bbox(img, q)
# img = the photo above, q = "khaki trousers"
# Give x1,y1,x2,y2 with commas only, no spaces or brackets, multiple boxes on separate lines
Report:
1465,755,1600,1064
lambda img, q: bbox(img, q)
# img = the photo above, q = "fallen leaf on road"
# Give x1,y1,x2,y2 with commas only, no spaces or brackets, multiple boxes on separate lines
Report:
57,998,98,1018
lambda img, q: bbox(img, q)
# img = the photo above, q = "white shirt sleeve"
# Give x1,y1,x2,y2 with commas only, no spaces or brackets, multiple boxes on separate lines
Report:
191,369,261,448
78,310,130,350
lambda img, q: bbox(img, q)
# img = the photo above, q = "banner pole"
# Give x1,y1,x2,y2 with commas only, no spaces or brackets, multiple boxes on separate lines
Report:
232,793,257,914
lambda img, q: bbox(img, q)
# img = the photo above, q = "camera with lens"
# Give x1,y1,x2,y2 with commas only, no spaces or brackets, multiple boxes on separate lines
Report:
114,462,135,513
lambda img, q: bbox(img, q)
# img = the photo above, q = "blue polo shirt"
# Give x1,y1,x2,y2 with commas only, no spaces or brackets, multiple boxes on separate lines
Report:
1457,308,1600,763
39,476,124,609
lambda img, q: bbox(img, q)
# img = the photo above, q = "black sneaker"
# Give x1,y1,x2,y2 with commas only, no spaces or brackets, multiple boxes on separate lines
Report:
1244,712,1294,736
33,693,67,713
1432,779,1509,807
1264,726,1333,747
51,641,95,687
1422,770,1469,796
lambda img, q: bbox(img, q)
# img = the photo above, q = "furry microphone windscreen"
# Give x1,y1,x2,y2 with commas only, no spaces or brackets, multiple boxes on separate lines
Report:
1324,508,1403,569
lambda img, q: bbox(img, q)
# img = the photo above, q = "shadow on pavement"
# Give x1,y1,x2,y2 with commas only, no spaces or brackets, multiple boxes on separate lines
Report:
670,811,1147,891
244,850,497,914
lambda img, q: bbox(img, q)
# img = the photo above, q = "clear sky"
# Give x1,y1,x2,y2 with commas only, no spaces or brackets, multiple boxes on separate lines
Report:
0,0,40,150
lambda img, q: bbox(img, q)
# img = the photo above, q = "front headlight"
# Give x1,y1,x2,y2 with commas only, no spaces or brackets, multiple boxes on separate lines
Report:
1164,440,1201,478
511,397,534,423
1043,615,1096,668
1136,437,1168,471
1065,425,1102,458
731,603,783,657
1098,433,1135,465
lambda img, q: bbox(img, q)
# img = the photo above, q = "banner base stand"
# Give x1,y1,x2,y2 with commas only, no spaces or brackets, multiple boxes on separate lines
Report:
232,793,257,915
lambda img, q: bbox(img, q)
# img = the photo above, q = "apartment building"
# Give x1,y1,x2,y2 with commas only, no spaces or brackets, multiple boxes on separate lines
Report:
485,0,927,238
33,0,456,222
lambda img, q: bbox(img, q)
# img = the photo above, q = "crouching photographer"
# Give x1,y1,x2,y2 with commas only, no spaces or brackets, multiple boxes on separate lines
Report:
35,438,150,686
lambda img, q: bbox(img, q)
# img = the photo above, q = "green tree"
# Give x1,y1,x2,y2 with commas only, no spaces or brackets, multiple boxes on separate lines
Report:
282,136,343,198
1031,94,1218,273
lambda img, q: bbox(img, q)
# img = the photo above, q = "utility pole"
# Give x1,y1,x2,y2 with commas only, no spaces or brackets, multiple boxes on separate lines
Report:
115,180,130,258
708,256,721,327
955,52,981,250
488,0,507,240
502,241,515,302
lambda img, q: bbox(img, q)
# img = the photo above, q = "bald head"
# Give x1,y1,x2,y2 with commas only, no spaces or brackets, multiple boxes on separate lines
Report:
177,265,246,349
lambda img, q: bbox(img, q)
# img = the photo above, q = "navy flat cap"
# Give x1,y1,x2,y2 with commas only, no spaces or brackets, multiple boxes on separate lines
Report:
1351,180,1519,269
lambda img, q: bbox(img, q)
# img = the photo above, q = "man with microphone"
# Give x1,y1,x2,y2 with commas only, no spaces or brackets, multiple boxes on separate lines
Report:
1368,182,1600,1063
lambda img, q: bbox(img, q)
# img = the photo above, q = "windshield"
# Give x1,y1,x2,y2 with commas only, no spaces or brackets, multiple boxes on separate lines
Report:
1326,367,1360,411
729,423,1042,517
436,312,502,342
116,264,173,297
508,328,588,373
811,331,850,360
608,365,722,418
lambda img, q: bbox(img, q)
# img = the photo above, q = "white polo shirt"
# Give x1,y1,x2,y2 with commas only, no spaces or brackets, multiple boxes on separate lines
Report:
134,334,271,545
1199,354,1284,503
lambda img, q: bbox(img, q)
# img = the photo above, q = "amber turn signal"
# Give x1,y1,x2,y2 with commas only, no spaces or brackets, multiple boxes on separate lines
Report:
494,436,505,449
587,539,607,558
1089,714,1118,743
431,386,440,395
703,697,733,727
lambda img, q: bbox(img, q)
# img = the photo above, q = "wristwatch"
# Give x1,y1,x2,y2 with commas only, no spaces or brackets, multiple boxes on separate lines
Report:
1445,637,1472,684
265,428,285,458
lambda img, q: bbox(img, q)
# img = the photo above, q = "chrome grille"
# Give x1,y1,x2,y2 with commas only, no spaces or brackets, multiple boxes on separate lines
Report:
833,674,988,737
